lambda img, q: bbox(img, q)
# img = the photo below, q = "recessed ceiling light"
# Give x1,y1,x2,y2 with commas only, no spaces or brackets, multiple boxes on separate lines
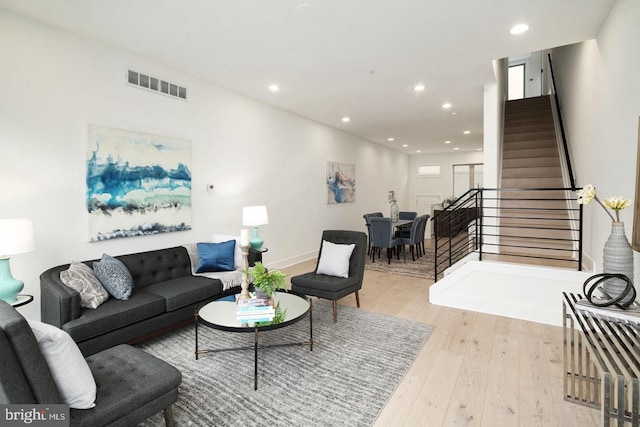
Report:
444,140,451,144
267,84,280,92
341,117,350,123
416,150,421,153
463,130,471,134
442,103,452,109
450,111,458,116
453,147,459,151
402,144,408,147
510,23,529,35
476,148,483,151
414,84,426,92
387,137,395,141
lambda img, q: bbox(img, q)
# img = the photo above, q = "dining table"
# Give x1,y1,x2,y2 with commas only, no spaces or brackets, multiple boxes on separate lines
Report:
388,218,413,238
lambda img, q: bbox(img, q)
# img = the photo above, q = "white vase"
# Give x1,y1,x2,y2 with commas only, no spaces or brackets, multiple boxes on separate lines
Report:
602,221,635,304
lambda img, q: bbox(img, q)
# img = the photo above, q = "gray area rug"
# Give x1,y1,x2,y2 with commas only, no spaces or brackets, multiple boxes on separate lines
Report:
137,301,433,427
365,247,437,279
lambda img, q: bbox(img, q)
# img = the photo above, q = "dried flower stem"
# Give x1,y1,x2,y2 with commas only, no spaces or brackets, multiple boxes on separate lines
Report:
594,196,617,222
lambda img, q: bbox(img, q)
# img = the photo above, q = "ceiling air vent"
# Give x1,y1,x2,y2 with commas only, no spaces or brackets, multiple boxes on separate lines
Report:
127,69,187,101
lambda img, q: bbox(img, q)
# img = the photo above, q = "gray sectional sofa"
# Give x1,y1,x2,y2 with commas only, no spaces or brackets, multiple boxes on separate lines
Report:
40,245,240,356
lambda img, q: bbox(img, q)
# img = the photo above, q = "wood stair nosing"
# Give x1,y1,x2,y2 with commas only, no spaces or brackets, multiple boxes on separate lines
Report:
502,157,561,169
488,191,571,201
498,235,575,248
503,124,556,134
493,247,577,261
503,131,558,143
503,117,554,127
501,166,563,179
505,98,552,111
500,177,565,188
502,147,559,159
499,205,573,215
503,139,557,150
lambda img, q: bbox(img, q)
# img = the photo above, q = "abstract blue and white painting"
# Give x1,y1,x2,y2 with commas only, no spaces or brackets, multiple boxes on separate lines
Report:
87,124,192,241
326,161,356,204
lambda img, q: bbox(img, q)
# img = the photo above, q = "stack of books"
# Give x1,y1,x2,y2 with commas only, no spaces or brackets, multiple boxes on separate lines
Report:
236,297,275,323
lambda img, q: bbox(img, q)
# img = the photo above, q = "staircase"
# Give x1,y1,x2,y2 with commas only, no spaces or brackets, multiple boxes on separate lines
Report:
494,95,576,267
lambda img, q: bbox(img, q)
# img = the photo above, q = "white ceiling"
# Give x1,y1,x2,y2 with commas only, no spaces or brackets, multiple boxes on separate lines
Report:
0,0,615,154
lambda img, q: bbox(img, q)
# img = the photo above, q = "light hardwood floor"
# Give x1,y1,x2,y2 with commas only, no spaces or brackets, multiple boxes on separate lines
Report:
280,257,601,427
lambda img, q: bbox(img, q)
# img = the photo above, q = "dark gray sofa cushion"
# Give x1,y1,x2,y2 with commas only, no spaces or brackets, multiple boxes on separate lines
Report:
145,276,222,312
290,272,362,301
71,344,181,426
62,291,165,342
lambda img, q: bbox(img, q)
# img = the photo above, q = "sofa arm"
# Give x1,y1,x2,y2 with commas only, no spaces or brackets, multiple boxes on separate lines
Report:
40,264,82,328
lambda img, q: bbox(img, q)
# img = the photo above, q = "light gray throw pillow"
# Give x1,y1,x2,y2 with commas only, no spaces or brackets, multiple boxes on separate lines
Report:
60,262,109,309
28,320,97,409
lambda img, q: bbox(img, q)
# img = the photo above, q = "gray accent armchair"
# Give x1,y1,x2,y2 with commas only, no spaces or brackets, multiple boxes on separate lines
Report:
290,230,367,322
0,300,181,426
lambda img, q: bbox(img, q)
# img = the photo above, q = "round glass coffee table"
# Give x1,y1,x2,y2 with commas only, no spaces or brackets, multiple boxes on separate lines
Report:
195,289,313,390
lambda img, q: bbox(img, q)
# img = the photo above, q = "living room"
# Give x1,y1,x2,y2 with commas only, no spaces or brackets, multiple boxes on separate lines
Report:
1,0,639,425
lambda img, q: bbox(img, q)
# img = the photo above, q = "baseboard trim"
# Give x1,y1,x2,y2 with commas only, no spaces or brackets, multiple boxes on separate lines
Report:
265,250,318,270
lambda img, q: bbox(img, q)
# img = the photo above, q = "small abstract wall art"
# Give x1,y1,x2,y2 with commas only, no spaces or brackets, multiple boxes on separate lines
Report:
87,124,192,241
326,161,356,204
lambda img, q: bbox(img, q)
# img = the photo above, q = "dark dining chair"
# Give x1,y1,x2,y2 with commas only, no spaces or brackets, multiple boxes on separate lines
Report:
290,230,367,322
369,217,404,264
418,214,430,256
402,216,424,261
363,212,383,255
399,211,417,220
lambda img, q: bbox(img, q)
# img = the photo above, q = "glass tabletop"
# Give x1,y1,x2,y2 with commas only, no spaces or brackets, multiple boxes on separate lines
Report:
198,290,310,331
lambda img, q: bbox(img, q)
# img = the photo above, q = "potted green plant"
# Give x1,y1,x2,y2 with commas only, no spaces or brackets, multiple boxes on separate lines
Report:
249,262,288,324
249,262,287,299
442,196,457,208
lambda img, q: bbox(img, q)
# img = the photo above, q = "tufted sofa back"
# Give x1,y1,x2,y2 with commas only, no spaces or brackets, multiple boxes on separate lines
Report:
115,246,192,289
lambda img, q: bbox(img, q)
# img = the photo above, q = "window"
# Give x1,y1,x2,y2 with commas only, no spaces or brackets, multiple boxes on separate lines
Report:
417,165,441,177
453,163,483,197
508,64,525,100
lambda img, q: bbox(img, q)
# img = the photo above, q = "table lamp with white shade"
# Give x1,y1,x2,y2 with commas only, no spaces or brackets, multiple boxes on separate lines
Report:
242,205,268,251
0,218,35,303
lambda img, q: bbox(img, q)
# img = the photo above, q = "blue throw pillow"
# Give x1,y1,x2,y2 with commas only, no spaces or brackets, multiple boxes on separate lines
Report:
93,254,133,300
196,240,236,273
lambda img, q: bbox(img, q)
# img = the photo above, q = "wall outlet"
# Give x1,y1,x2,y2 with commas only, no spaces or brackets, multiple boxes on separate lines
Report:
206,184,215,193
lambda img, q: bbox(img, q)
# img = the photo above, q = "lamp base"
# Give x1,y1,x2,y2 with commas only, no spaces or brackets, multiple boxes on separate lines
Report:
250,226,263,251
0,258,24,303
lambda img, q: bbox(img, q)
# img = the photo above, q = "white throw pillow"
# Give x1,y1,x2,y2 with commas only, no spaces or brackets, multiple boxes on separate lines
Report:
212,233,243,269
28,320,97,409
316,240,356,278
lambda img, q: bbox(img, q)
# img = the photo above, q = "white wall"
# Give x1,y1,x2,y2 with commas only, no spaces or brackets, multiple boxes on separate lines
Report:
0,10,408,319
550,0,640,275
408,151,485,206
